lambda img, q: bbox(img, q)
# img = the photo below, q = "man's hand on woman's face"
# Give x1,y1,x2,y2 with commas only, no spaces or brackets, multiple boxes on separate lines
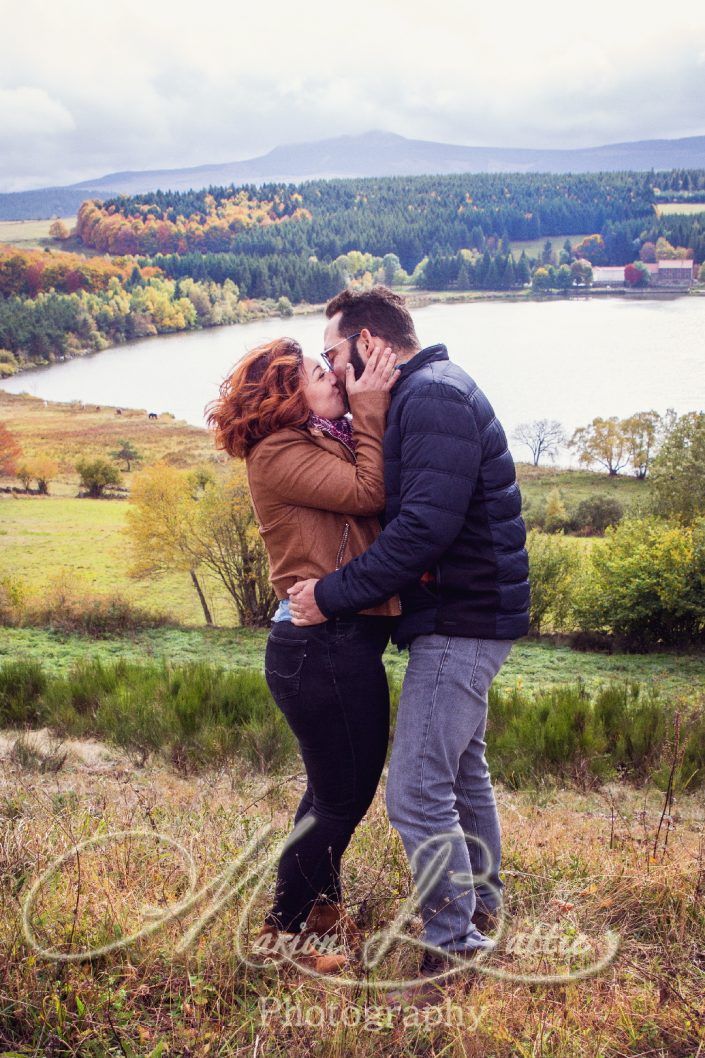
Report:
287,579,326,625
344,343,399,397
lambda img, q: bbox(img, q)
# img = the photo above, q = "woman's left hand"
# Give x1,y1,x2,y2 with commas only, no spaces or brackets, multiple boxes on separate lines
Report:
345,345,399,396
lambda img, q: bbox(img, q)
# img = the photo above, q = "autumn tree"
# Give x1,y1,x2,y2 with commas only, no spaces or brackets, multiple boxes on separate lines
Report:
123,461,214,625
0,349,18,378
570,258,593,286
49,220,71,241
23,456,60,494
624,262,649,287
621,410,661,479
573,234,606,265
0,423,23,478
544,488,569,533
513,419,566,466
569,417,630,475
187,465,276,627
124,462,276,627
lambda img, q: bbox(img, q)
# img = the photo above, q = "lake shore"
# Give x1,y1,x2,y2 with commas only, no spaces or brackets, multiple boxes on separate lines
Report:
4,282,702,379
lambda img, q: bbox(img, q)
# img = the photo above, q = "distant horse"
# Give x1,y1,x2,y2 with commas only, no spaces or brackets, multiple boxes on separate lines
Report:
148,412,158,420
116,408,122,415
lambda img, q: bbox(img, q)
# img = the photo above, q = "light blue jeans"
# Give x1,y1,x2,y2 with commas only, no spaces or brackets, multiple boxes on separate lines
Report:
386,634,513,953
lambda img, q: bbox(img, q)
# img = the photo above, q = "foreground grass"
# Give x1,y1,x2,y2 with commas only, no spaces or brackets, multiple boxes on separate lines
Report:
0,736,703,1056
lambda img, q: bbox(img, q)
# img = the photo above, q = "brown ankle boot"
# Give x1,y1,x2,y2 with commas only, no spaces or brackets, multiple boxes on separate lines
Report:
302,900,362,952
251,920,349,975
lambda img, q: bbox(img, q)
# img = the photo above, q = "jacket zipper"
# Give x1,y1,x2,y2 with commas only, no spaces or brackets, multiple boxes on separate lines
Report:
335,522,350,570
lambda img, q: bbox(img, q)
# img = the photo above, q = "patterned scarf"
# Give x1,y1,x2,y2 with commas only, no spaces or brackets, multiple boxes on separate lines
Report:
307,413,356,458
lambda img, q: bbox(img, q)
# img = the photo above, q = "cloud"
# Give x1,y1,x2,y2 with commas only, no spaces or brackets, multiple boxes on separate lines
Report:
1,0,705,190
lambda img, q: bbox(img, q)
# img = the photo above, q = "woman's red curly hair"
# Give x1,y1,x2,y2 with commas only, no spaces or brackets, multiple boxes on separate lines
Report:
204,337,309,458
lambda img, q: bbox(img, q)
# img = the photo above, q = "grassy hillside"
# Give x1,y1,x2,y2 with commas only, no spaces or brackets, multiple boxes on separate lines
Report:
516,463,650,513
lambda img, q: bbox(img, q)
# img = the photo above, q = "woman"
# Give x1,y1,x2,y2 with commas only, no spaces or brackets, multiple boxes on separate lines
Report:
205,336,400,974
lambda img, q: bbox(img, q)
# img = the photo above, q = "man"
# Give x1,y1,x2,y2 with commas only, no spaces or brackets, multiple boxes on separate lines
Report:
288,286,529,1004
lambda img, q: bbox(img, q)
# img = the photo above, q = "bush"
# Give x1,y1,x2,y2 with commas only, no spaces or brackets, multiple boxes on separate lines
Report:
569,495,624,535
574,516,705,648
527,530,580,633
0,660,47,726
76,456,122,498
0,571,171,634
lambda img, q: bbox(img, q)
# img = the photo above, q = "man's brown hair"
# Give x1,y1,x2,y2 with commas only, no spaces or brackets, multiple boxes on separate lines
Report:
325,285,419,351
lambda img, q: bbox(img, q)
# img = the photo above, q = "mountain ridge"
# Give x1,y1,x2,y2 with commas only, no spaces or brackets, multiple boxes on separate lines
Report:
2,129,705,221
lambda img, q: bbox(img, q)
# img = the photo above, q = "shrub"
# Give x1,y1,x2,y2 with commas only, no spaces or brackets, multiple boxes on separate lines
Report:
569,495,624,535
0,660,47,726
75,456,122,498
574,516,705,648
544,488,569,533
24,573,171,635
527,529,580,633
1,573,169,634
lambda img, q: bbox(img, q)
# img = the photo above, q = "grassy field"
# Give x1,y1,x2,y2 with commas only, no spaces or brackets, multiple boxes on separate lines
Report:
0,477,640,628
654,202,705,216
517,464,650,514
0,390,238,624
508,234,592,261
2,626,704,699
0,216,77,249
1,388,647,626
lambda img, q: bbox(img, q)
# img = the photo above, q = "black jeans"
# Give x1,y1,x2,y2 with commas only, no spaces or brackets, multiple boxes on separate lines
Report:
263,615,394,932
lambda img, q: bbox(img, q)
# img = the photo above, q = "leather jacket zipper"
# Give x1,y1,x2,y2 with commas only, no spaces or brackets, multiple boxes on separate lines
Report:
336,522,350,570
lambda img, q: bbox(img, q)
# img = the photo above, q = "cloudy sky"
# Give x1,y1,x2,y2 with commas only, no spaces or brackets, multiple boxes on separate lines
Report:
2,0,705,192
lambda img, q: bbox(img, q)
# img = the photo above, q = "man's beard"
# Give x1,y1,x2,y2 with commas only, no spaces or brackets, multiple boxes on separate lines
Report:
349,346,366,380
341,342,367,412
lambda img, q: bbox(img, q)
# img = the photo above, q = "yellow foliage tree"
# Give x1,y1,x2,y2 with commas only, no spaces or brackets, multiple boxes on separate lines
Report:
14,455,59,493
123,461,275,626
49,219,71,241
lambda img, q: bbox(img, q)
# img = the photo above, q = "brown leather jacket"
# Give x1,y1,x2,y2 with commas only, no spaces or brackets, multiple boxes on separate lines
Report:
245,389,401,618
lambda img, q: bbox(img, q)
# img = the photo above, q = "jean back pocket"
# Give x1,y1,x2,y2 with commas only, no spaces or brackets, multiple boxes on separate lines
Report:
265,635,308,703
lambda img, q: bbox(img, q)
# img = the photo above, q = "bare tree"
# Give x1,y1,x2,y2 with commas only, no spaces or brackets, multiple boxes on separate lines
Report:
513,419,566,466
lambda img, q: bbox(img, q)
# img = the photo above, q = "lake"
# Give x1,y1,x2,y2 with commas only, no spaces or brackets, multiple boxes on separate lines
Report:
1,297,703,462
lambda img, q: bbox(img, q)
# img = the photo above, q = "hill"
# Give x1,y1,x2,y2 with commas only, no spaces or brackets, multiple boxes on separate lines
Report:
3,129,705,219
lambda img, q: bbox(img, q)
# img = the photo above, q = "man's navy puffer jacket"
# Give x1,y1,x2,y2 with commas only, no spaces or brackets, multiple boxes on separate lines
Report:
314,343,530,648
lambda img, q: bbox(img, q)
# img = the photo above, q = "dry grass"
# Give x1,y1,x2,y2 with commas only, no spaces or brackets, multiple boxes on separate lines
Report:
0,217,77,250
0,389,227,494
1,733,703,1056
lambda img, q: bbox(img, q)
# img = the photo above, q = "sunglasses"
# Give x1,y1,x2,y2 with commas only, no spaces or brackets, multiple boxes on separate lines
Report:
320,332,361,371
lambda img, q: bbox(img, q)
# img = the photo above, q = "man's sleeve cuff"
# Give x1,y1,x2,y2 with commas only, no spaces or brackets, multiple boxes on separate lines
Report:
314,573,349,618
